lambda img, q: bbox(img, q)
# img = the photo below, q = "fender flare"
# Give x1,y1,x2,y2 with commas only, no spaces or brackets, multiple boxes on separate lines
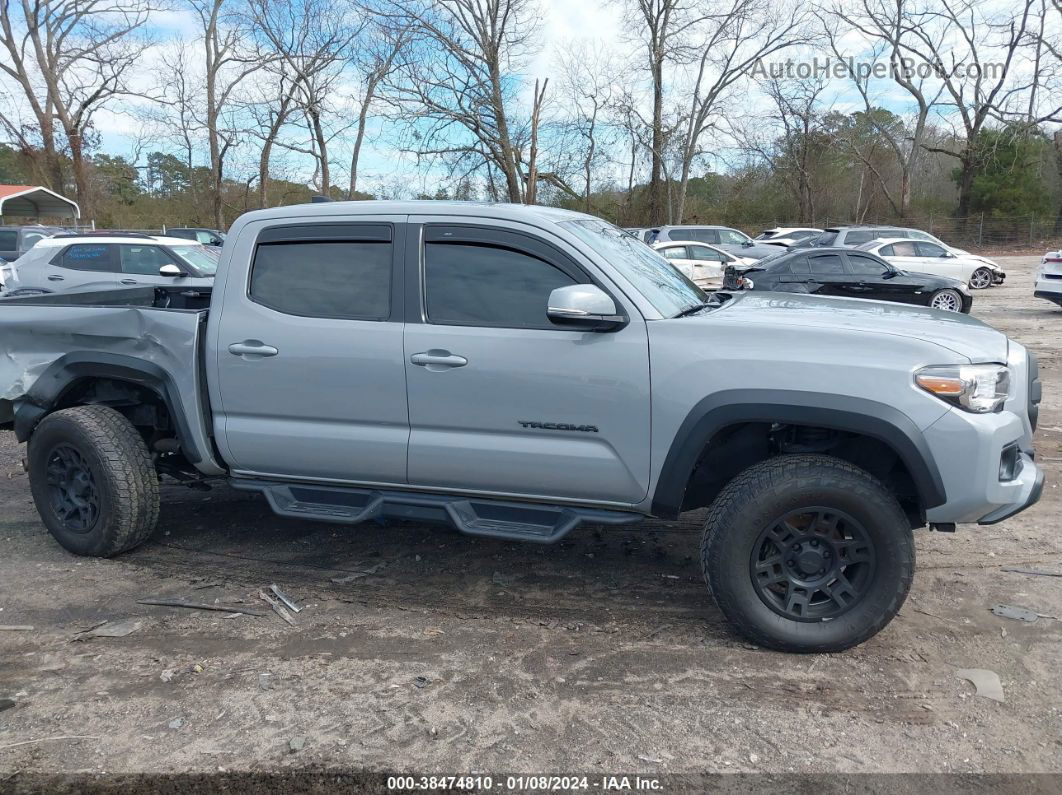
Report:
13,352,203,465
650,389,947,518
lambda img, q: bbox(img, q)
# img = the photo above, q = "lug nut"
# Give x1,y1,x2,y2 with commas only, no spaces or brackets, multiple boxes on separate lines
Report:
810,539,818,547
791,544,801,552
786,559,795,567
818,568,825,575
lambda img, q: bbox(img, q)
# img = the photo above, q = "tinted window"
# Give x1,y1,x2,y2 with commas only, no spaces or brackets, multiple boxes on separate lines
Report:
847,253,887,275
683,228,720,244
786,257,810,274
121,245,174,275
250,241,391,319
812,232,836,246
791,230,818,240
424,242,577,329
61,244,119,272
809,254,845,274
844,231,876,245
917,242,947,257
660,246,688,260
0,229,18,249
718,229,749,245
690,245,726,262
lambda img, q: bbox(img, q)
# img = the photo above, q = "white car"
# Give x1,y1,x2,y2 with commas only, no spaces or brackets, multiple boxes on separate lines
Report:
874,228,1004,288
754,227,823,247
652,240,756,288
1035,249,1062,308
856,239,995,288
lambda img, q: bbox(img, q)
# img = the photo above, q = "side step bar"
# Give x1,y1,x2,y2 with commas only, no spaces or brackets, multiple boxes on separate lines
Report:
230,479,643,544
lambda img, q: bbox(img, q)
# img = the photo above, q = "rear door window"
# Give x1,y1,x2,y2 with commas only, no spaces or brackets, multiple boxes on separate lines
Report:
808,254,846,274
660,246,688,260
690,245,726,262
0,230,18,250
60,244,120,272
250,239,392,320
843,230,876,245
684,228,720,244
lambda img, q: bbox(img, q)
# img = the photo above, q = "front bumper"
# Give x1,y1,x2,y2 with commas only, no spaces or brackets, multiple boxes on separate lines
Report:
923,409,1045,525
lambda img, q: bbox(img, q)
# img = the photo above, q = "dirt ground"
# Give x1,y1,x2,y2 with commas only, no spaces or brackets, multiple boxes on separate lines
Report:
1,256,1060,789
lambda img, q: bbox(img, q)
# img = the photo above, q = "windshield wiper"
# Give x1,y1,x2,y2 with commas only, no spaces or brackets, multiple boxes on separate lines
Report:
674,301,714,318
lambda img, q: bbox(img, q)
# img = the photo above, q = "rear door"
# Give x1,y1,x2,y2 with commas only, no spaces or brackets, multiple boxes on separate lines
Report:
402,220,652,505
805,252,849,295
657,244,695,279
211,220,409,483
29,243,122,292
687,244,729,286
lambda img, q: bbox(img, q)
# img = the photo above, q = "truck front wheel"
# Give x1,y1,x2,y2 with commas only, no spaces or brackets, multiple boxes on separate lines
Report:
28,405,160,557
701,454,914,653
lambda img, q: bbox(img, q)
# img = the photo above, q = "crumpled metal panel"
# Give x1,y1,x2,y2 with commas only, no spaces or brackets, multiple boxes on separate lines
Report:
0,303,223,475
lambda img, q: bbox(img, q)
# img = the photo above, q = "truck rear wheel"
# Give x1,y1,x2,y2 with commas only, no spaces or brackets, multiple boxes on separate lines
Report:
28,405,159,557
701,454,914,653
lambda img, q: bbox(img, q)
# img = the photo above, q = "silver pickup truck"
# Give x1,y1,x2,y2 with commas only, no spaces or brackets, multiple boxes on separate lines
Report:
0,201,1044,653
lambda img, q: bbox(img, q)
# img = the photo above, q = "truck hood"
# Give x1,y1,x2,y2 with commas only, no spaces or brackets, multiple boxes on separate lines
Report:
706,291,1008,363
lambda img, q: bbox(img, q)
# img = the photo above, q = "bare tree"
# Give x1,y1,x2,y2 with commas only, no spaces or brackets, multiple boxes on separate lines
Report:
554,41,620,212
891,0,1056,216
185,0,263,228
0,0,156,216
820,2,945,218
243,64,300,207
250,0,362,196
384,0,545,203
348,14,411,197
671,0,808,223
625,0,707,224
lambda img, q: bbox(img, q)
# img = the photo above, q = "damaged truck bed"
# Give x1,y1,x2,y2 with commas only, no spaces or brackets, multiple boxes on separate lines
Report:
0,286,219,475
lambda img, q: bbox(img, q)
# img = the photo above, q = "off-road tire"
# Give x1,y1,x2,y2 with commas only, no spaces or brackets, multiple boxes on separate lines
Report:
701,454,914,653
28,405,159,557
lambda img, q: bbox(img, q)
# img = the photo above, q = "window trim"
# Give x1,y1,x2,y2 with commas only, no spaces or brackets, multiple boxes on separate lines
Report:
844,251,891,276
414,223,626,331
247,223,400,322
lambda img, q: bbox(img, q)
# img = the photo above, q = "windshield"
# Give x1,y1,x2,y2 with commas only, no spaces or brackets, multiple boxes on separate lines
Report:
170,244,219,275
560,219,708,317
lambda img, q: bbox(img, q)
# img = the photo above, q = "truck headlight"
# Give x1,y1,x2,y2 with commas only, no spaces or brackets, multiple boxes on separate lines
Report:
916,364,1010,413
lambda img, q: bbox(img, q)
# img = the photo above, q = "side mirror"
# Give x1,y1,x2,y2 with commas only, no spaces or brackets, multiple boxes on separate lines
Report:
883,269,897,279
209,237,223,246
159,264,184,277
547,284,626,332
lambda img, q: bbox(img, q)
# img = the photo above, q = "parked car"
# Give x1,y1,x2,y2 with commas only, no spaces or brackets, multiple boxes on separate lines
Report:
3,232,217,295
647,225,780,259
856,239,992,289
0,202,1041,653
164,227,226,248
0,224,66,262
652,240,755,288
753,227,823,247
800,225,1005,288
1035,249,1062,307
723,246,973,313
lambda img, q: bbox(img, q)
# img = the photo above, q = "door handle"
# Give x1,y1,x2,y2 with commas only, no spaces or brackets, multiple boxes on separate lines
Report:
228,341,279,358
410,350,468,369
47,275,64,281
120,279,138,285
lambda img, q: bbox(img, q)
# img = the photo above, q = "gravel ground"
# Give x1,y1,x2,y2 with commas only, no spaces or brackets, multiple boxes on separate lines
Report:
1,256,1060,790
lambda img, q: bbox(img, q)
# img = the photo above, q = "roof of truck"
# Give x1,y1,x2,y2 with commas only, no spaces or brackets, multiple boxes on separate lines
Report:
232,200,598,227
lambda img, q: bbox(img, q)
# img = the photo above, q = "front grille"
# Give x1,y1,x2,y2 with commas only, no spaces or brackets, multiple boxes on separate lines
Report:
1028,352,1042,431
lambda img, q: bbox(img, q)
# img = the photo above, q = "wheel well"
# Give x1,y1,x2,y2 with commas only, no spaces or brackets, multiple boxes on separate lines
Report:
53,377,178,450
680,422,924,526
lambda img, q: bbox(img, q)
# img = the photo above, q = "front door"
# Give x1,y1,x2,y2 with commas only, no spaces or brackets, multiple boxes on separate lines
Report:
403,221,652,505
212,221,409,484
805,252,849,296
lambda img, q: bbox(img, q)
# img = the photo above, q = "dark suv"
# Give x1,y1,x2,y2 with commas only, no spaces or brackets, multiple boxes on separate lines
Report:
0,225,65,262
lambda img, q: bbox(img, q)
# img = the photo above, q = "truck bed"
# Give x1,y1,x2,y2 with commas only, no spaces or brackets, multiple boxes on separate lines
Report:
0,286,217,472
